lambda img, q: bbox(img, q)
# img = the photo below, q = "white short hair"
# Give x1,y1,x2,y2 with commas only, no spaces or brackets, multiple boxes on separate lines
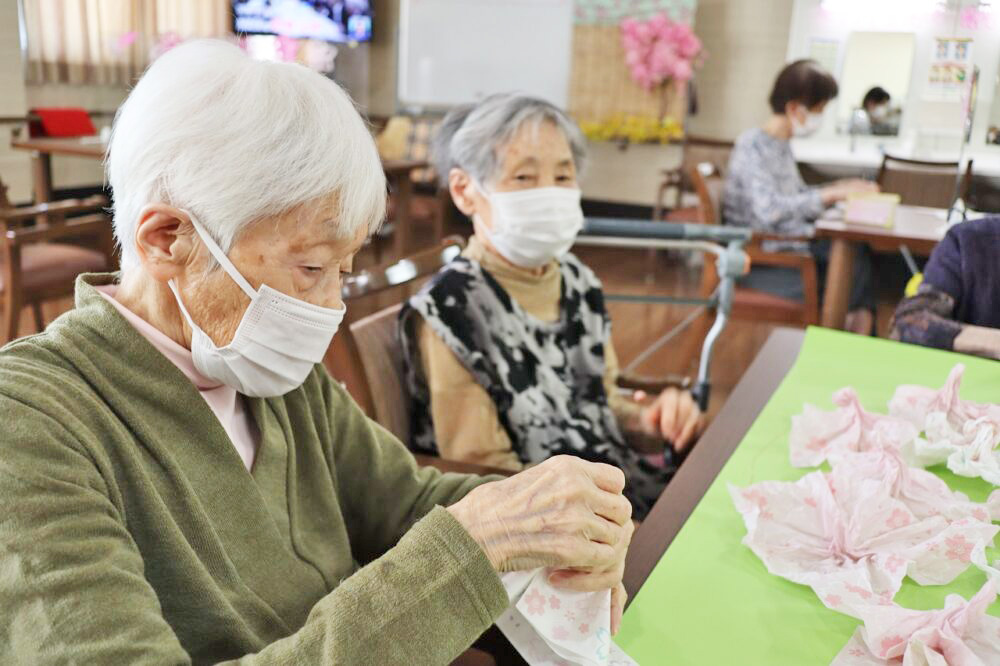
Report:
107,39,386,270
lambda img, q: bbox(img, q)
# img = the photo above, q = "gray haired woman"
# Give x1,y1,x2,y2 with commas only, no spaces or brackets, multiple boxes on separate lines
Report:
0,42,635,663
400,93,705,520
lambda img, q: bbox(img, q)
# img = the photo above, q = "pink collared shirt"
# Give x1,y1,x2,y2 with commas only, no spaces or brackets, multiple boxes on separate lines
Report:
95,285,259,471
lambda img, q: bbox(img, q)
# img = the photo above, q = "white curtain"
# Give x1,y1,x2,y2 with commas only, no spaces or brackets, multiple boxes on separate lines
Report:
21,0,231,85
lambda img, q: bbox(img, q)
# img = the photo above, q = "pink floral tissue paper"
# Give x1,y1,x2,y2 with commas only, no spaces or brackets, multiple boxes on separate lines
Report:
496,570,637,666
790,388,920,468
730,456,998,618
832,579,1000,665
890,364,1000,483
843,449,1000,523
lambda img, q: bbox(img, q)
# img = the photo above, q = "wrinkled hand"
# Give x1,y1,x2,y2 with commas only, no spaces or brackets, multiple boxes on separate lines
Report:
636,387,704,452
447,456,633,592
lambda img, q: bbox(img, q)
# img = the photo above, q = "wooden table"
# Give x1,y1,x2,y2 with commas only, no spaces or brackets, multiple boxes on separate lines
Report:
623,327,805,602
381,158,429,259
814,204,948,329
10,137,427,259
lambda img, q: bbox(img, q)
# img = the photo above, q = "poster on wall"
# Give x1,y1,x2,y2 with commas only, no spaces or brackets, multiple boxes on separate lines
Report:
925,37,973,103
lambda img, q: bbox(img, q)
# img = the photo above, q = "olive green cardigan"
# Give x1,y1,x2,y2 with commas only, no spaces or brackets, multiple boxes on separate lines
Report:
0,274,508,664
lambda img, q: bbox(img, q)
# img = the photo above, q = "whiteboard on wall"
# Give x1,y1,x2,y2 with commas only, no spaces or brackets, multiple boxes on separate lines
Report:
397,0,574,109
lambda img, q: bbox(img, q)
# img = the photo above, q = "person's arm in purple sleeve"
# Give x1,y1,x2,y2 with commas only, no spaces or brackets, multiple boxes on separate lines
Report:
890,283,1000,359
890,283,964,351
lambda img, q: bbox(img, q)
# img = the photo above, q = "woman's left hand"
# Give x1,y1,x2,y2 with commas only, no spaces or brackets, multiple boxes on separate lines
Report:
636,387,703,452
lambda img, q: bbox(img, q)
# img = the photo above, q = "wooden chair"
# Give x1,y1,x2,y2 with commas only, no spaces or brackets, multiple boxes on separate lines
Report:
688,164,819,327
653,135,735,223
348,302,409,441
336,236,512,477
876,154,973,209
1,183,114,343
342,237,467,435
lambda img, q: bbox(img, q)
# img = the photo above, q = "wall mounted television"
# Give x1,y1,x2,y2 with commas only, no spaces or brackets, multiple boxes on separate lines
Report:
233,0,373,43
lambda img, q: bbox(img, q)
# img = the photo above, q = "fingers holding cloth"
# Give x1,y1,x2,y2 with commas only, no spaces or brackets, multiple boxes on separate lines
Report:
447,456,635,640
458,457,638,663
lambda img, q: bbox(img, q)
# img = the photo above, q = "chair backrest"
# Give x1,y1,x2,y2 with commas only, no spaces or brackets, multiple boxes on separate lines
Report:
876,154,973,208
349,303,409,441
1,194,114,270
689,162,725,226
339,235,466,438
681,135,734,186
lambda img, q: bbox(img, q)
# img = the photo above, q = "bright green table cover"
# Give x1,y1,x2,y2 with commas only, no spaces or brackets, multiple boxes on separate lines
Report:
615,328,1000,665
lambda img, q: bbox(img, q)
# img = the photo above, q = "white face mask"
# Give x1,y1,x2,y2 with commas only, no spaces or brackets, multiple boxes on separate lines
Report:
476,185,584,268
792,110,824,138
168,214,346,398
869,104,889,121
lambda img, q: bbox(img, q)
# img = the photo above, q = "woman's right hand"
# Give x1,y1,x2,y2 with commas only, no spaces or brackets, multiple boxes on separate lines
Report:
821,178,880,205
447,455,633,588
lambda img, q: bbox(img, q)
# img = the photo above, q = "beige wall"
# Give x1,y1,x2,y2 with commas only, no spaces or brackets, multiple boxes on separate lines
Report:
687,0,796,141
0,0,32,203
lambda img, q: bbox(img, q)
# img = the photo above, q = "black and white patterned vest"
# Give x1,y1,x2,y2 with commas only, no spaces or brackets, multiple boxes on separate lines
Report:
399,253,670,518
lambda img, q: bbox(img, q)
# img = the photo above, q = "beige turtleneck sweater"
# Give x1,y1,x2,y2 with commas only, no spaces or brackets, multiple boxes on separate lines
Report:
413,237,642,470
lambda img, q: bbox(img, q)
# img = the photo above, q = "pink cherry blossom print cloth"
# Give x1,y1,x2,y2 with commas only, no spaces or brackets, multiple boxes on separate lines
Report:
789,387,920,468
730,457,998,618
889,364,1000,483
832,579,1000,665
496,570,637,666
840,449,1000,524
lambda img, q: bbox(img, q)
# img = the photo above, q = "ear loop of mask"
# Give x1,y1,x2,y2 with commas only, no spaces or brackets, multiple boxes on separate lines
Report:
167,212,258,345
181,212,258,301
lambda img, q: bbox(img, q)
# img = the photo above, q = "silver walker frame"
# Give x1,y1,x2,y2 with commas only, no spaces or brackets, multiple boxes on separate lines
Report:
576,218,751,411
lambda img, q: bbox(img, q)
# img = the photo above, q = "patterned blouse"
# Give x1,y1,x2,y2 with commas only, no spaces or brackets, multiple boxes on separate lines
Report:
722,128,825,250
400,253,673,519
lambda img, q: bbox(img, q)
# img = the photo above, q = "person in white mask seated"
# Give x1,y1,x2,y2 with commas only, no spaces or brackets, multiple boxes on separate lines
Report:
399,93,704,521
722,59,880,334
0,41,636,664
860,86,896,136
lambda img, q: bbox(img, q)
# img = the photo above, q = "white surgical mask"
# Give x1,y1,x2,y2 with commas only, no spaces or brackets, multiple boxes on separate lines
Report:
792,111,824,138
168,214,346,398
869,104,889,121
476,185,584,268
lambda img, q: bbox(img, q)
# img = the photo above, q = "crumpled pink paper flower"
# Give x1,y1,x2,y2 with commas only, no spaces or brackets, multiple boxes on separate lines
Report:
890,364,1000,483
832,578,1000,665
731,456,998,618
841,448,1000,523
790,388,920,468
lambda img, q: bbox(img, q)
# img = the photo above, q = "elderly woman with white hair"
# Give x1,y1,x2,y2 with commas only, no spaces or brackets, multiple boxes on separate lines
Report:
0,42,635,664
400,94,705,520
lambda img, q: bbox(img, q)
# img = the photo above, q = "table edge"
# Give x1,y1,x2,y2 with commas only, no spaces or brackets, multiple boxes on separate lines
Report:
622,327,806,604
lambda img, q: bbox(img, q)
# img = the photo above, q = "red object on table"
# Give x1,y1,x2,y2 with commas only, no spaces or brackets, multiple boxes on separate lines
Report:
28,108,96,138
